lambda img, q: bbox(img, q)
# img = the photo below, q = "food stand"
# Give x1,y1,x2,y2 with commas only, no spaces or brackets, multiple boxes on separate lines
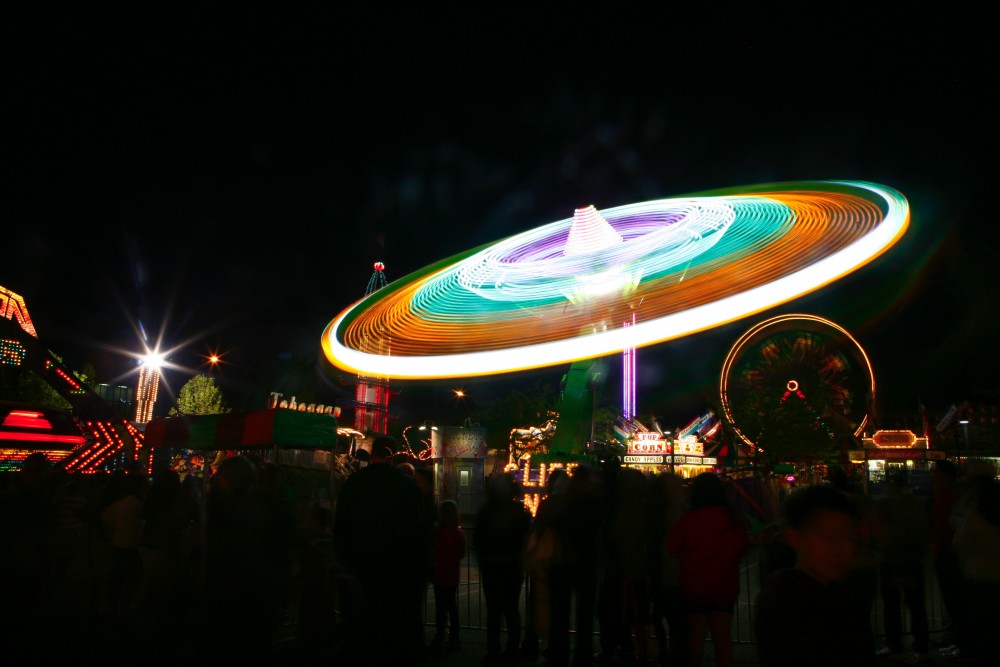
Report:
143,408,350,520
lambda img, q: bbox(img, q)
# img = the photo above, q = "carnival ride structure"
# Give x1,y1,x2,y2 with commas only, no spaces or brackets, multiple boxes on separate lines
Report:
352,261,392,435
322,181,910,460
0,284,145,472
719,313,876,463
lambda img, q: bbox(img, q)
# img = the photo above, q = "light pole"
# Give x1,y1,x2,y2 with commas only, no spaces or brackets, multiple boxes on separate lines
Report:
418,421,438,458
959,418,970,466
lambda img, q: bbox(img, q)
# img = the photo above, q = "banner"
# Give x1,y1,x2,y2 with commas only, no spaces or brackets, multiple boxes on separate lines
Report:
935,404,957,433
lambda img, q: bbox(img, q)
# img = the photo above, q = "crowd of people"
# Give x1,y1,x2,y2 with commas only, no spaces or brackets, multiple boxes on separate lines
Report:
2,439,1000,667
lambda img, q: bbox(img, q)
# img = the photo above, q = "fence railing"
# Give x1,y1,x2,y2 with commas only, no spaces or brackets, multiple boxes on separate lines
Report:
418,526,949,646
291,525,950,651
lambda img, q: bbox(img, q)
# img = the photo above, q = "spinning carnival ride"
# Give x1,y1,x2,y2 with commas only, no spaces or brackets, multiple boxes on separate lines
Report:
322,181,909,455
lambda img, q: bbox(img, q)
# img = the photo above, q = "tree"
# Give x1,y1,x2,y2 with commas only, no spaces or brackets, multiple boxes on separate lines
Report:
74,361,98,388
0,365,71,410
0,348,74,410
170,373,230,416
474,379,558,457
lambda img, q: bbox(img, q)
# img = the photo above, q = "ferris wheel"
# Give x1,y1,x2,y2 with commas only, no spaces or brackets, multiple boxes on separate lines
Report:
719,314,875,454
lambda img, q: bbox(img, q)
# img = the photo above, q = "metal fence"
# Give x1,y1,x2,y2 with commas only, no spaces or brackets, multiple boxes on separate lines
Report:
418,526,949,647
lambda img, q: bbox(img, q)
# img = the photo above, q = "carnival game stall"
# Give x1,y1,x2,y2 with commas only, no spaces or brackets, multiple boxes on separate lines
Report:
143,407,350,517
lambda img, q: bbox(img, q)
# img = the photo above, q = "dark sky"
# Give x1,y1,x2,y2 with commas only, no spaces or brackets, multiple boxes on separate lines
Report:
5,11,997,428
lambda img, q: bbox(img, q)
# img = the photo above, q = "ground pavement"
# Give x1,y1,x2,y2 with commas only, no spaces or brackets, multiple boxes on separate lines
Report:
272,625,975,666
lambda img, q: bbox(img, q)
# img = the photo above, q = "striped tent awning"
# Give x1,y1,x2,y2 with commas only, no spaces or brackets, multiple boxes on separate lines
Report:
143,408,337,450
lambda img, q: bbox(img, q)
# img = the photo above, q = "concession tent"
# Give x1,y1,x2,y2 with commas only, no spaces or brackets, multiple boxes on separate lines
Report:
144,408,345,511
143,408,338,451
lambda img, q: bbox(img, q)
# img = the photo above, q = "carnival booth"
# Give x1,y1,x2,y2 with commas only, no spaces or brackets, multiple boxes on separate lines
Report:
143,407,347,517
617,411,733,478
430,424,488,518
851,429,940,495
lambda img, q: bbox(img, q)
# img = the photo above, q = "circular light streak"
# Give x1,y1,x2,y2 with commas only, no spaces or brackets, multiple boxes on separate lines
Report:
323,181,908,379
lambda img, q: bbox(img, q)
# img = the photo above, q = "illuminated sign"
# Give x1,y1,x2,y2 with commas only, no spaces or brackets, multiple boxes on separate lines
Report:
869,449,924,460
872,430,916,448
674,436,704,456
1,339,26,366
0,285,37,338
628,431,671,455
624,455,664,464
863,429,928,450
677,456,716,465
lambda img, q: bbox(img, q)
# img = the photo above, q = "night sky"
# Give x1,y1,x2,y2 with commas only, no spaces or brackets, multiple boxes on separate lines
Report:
5,12,996,430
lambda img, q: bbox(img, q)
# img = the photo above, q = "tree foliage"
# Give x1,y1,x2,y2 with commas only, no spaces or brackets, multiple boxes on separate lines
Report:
74,362,97,388
170,374,229,416
473,379,558,456
472,379,623,462
0,366,71,410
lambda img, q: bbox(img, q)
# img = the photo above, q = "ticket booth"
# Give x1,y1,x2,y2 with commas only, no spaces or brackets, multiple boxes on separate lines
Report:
431,425,488,518
851,429,938,496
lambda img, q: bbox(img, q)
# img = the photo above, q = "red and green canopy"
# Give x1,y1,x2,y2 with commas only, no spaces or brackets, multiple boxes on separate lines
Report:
143,408,337,451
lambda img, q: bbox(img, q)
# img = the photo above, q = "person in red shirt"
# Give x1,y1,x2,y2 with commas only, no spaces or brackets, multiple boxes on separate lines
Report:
667,472,749,667
429,499,466,654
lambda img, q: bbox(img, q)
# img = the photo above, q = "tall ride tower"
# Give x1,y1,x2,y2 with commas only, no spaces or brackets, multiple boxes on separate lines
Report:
134,360,160,424
353,261,391,434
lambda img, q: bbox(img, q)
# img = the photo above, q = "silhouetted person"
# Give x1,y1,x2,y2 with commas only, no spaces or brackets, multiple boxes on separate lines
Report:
200,454,289,661
523,467,569,659
333,436,427,666
253,461,297,628
0,452,57,629
44,469,91,611
872,473,930,660
429,498,466,655
474,472,533,666
137,467,199,628
294,505,336,658
827,466,879,625
99,469,148,619
595,458,627,663
598,466,652,664
928,459,966,655
649,471,689,666
755,484,876,666
535,463,604,667
666,472,748,667
953,467,1000,666
414,464,438,608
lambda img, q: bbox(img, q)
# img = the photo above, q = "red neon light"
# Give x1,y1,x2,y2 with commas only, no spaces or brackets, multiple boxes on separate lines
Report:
2,410,52,430
0,432,86,445
54,366,81,390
